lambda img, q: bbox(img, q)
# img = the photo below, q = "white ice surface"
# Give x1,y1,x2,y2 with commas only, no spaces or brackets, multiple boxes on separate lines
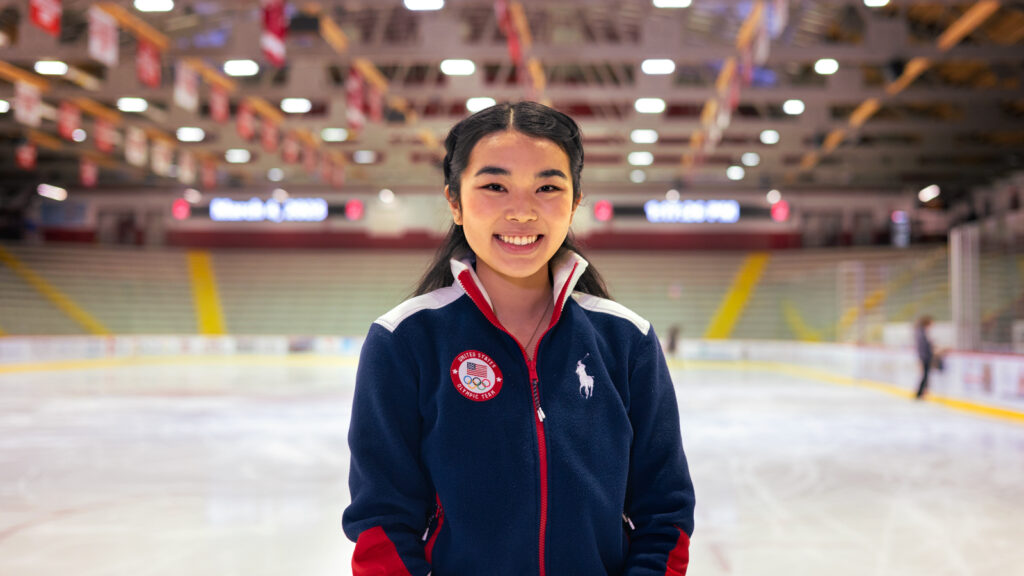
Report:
1,358,1023,575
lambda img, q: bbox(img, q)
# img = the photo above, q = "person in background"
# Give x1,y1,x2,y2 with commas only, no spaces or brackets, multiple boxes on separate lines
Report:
914,315,935,399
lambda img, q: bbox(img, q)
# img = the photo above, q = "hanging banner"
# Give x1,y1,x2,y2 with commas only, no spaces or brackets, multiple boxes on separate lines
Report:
345,68,366,134
174,61,199,112
14,82,42,127
769,0,789,39
30,0,62,37
151,139,173,176
16,142,37,170
282,133,300,164
136,39,162,88
261,0,287,68
210,85,230,123
80,157,98,187
125,126,147,167
237,101,255,139
88,6,119,68
201,161,217,189
261,120,279,153
178,150,196,184
58,101,80,140
303,145,317,172
95,118,116,153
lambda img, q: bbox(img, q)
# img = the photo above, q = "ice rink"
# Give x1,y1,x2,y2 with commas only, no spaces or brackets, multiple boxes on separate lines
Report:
2,356,1023,576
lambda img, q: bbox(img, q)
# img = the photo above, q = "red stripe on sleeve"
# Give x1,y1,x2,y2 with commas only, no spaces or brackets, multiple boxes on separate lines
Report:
352,526,411,576
665,526,690,576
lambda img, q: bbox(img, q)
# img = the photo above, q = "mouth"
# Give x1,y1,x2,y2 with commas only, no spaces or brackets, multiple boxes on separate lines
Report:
495,234,542,247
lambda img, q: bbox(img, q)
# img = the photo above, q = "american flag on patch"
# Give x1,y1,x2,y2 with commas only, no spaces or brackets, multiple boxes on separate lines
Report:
466,362,488,377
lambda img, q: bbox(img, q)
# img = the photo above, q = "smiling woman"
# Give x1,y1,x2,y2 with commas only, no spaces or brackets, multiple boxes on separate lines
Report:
342,101,696,576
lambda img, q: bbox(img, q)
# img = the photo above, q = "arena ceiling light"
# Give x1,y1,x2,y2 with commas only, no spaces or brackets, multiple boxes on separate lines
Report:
440,59,476,76
223,59,259,77
741,152,761,167
766,189,782,204
918,184,941,203
629,169,647,183
653,0,692,7
34,60,68,75
863,0,889,7
782,99,805,115
726,166,745,181
225,149,251,164
641,59,676,75
353,150,377,164
72,129,87,142
183,188,202,204
272,188,289,203
267,168,284,182
630,129,659,144
176,127,205,142
628,151,654,166
814,58,839,75
379,188,396,204
0,100,9,113
117,97,148,112
280,98,312,114
321,128,349,142
37,184,67,201
466,97,496,113
404,0,444,10
760,129,781,144
134,0,174,11
634,98,666,114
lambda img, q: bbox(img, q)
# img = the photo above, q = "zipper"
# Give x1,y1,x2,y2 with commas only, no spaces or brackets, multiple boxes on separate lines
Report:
423,498,445,564
528,362,548,576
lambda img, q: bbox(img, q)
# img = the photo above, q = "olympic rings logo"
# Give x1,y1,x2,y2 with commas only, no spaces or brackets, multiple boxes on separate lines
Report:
462,374,491,391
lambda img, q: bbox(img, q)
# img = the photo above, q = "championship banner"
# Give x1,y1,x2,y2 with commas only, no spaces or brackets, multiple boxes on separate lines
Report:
80,157,98,187
237,101,255,139
201,161,217,189
261,120,279,153
88,6,118,68
15,142,37,170
174,61,199,112
177,150,196,184
261,0,287,68
210,85,230,123
345,68,366,134
136,39,162,88
30,0,62,37
125,126,148,167
94,118,116,153
282,133,300,164
14,82,42,127
58,101,80,140
151,139,173,176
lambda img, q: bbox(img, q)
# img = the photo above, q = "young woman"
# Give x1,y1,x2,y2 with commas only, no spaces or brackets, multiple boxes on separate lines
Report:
343,101,695,575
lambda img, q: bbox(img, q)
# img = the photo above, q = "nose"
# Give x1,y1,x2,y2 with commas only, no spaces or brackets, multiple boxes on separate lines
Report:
505,188,538,222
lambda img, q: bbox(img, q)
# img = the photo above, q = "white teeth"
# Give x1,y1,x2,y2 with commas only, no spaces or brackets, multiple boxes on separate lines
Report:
499,235,539,246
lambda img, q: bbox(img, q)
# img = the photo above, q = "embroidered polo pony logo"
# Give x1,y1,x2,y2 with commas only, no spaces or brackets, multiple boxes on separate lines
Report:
576,354,594,399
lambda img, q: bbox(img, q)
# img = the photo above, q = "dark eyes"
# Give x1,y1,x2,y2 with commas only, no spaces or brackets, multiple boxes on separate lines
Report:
479,183,563,193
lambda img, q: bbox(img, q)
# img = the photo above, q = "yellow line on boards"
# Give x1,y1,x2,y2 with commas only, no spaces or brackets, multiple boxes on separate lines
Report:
703,253,770,339
0,245,110,335
185,251,227,335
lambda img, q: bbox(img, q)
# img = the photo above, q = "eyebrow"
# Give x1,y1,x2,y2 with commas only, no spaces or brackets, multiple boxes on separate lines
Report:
473,166,568,180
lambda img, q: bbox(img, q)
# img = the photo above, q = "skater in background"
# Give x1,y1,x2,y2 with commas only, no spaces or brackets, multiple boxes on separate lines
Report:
343,101,695,575
914,315,935,399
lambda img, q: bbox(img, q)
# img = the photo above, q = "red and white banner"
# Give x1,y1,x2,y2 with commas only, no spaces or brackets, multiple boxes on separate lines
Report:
178,150,196,185
495,0,524,69
174,61,199,112
261,0,287,68
30,0,62,37
210,85,230,123
94,118,116,153
14,82,42,127
201,161,217,189
88,6,118,68
237,101,255,139
80,157,98,187
282,133,300,164
136,39,162,88
303,145,317,172
261,120,279,153
125,126,147,167
16,142,37,170
151,139,173,176
58,101,80,140
345,68,366,134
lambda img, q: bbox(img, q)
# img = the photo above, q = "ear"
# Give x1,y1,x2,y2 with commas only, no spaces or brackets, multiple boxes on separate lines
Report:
570,194,582,220
445,185,463,225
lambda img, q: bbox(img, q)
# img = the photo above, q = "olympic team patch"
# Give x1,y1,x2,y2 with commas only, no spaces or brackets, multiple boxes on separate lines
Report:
451,350,503,402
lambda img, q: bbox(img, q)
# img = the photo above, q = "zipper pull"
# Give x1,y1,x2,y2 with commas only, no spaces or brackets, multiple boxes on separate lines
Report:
622,513,635,531
537,406,546,422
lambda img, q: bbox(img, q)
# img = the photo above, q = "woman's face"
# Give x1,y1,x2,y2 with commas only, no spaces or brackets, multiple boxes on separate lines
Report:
448,130,578,288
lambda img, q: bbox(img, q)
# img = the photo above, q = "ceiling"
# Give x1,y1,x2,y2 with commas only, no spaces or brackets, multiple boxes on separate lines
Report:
1,0,1023,210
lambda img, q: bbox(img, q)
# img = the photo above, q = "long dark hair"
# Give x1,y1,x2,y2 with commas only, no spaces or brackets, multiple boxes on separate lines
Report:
413,101,609,299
